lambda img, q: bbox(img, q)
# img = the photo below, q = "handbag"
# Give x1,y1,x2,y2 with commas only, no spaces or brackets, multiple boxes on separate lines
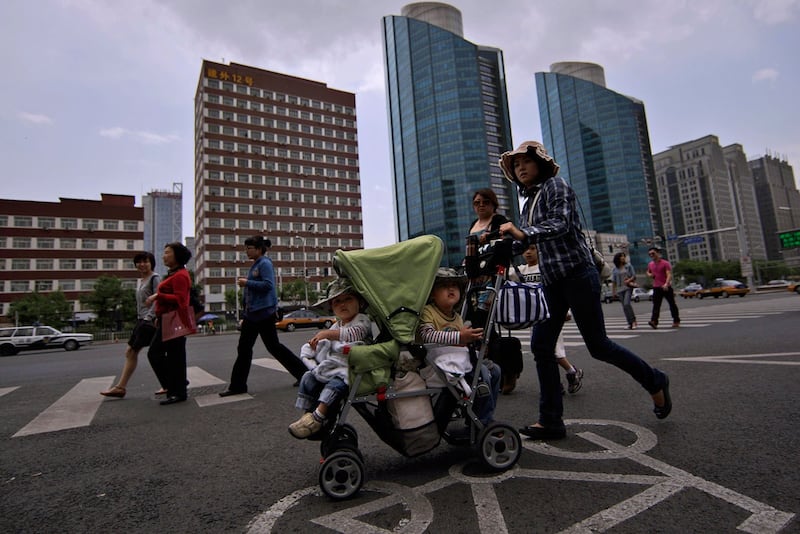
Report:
495,266,550,329
592,247,613,280
161,308,197,341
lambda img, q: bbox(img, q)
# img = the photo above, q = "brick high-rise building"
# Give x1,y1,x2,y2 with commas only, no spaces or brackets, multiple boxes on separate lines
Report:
0,194,143,318
194,61,362,313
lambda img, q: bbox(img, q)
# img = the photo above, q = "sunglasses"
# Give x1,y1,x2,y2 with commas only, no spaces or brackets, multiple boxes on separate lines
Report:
473,200,491,206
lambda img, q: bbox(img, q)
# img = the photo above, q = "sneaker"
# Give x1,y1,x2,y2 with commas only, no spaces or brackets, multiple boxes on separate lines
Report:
288,412,322,439
566,368,584,394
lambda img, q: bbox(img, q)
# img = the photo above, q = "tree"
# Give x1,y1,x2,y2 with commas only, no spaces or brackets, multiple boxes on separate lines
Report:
80,276,135,329
224,287,242,314
8,291,71,328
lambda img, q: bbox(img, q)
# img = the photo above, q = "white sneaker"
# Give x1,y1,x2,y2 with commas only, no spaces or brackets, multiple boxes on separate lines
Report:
288,412,322,439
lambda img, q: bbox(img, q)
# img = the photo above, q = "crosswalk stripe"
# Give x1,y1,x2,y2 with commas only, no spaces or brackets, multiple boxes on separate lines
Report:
12,376,114,438
252,358,290,373
187,366,226,388
0,387,19,398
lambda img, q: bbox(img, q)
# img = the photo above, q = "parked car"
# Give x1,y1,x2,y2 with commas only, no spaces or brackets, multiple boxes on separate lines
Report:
679,283,703,298
0,326,93,356
697,279,749,299
631,288,653,302
766,279,791,288
788,281,800,294
274,309,336,332
600,287,619,304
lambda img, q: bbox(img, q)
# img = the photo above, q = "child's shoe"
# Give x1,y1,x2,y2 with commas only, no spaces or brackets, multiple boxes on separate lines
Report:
288,412,322,439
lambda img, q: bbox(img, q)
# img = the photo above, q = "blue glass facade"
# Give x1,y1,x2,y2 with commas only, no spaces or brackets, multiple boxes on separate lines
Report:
383,15,516,267
536,72,660,267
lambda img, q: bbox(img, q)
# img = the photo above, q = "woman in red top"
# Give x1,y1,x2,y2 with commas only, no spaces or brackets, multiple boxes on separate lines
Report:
146,242,194,405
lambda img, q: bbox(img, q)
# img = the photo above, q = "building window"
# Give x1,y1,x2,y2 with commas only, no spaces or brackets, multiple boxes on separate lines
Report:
82,280,96,290
35,281,53,291
38,217,55,229
102,259,117,270
81,259,98,269
14,216,33,227
123,221,138,231
61,218,77,229
60,259,76,269
126,240,135,250
36,259,54,270
83,219,99,230
104,220,119,230
61,238,77,249
0,216,6,226
107,239,115,249
10,281,29,291
12,259,30,270
82,239,98,249
38,238,55,249
13,237,31,248
59,280,76,291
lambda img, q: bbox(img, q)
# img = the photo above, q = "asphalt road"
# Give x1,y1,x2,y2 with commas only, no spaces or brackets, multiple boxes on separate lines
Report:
1,292,799,533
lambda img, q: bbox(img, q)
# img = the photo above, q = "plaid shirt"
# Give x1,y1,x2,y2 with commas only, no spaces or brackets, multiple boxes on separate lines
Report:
519,176,593,285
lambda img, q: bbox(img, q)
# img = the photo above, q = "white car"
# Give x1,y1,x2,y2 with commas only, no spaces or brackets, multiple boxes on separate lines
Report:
0,326,93,356
631,288,653,302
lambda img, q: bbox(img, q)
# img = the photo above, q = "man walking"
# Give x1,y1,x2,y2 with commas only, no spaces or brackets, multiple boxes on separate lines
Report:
646,246,680,329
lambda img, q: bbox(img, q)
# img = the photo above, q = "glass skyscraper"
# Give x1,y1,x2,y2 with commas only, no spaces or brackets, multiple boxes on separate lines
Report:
383,3,516,267
536,62,659,267
143,185,182,272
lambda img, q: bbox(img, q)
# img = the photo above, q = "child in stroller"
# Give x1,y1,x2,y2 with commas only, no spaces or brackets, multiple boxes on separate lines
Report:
303,235,521,500
417,267,501,427
288,278,372,439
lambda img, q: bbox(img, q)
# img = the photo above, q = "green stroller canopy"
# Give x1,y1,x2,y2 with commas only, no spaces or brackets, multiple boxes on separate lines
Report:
334,235,443,344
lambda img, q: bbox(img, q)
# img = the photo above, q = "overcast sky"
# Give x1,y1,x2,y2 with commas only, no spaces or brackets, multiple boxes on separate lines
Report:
2,0,798,248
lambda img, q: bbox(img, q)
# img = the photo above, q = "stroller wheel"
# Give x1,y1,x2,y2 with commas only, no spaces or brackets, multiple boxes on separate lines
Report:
320,423,359,458
319,450,364,500
477,422,522,471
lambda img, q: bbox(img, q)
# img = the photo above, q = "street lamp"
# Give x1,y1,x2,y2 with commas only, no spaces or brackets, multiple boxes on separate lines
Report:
294,235,308,307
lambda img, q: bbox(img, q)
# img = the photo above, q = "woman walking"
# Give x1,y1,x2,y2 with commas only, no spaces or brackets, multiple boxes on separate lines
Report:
611,252,638,329
498,141,672,440
147,242,194,406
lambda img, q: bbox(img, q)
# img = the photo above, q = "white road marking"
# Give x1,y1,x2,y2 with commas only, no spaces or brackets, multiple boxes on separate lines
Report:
187,366,226,387
0,386,19,398
13,376,114,438
664,352,800,366
195,393,251,407
252,358,289,372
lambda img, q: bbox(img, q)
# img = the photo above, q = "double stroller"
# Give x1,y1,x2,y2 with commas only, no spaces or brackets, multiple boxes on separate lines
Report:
310,235,522,500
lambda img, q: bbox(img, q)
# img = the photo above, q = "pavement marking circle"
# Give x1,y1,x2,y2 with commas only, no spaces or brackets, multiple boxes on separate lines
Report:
522,419,658,460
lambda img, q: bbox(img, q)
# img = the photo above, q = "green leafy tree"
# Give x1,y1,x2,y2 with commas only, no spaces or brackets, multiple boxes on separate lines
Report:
8,291,71,328
80,276,136,329
225,287,243,313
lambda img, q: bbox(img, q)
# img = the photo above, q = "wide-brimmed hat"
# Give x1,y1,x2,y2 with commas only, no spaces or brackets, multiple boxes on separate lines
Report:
433,267,467,288
313,277,357,314
499,141,560,187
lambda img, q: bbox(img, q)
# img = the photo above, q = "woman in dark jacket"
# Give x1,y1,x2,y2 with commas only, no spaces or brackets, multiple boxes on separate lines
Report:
146,242,194,405
498,141,671,440
468,188,509,244
219,236,306,396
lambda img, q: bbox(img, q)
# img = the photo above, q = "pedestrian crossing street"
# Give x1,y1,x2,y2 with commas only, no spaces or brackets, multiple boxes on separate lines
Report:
2,299,796,439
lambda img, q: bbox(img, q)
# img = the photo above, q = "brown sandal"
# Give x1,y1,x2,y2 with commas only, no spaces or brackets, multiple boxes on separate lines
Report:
100,385,126,398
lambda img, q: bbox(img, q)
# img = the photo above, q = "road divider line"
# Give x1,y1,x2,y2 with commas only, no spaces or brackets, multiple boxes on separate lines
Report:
12,376,114,438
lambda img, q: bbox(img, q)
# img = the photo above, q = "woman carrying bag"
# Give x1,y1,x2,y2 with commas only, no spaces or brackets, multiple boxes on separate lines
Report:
146,242,195,406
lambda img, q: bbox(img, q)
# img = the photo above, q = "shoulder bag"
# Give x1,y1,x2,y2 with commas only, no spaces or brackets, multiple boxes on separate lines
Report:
161,307,197,341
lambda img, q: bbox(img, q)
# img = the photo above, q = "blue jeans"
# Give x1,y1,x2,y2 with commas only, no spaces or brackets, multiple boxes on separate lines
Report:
471,361,501,425
531,265,667,428
618,288,636,326
295,371,348,412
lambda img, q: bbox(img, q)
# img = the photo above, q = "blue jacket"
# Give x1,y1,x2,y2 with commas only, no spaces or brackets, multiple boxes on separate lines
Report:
244,255,278,313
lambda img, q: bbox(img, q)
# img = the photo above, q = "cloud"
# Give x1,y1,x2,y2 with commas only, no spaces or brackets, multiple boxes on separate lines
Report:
18,112,53,125
748,0,800,24
99,127,179,144
752,68,779,83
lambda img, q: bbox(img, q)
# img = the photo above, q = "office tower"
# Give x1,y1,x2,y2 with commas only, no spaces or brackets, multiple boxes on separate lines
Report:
750,154,800,267
536,62,659,267
194,60,362,314
0,194,143,317
383,2,517,267
652,136,767,276
143,183,183,272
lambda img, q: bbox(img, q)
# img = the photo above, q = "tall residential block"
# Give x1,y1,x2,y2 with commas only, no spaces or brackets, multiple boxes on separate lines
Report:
383,2,517,267
0,194,143,317
652,135,766,268
749,154,800,267
143,183,183,272
194,60,362,313
536,62,659,267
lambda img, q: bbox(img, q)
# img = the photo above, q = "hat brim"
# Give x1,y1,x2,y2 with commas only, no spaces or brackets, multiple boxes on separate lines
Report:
499,141,560,186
